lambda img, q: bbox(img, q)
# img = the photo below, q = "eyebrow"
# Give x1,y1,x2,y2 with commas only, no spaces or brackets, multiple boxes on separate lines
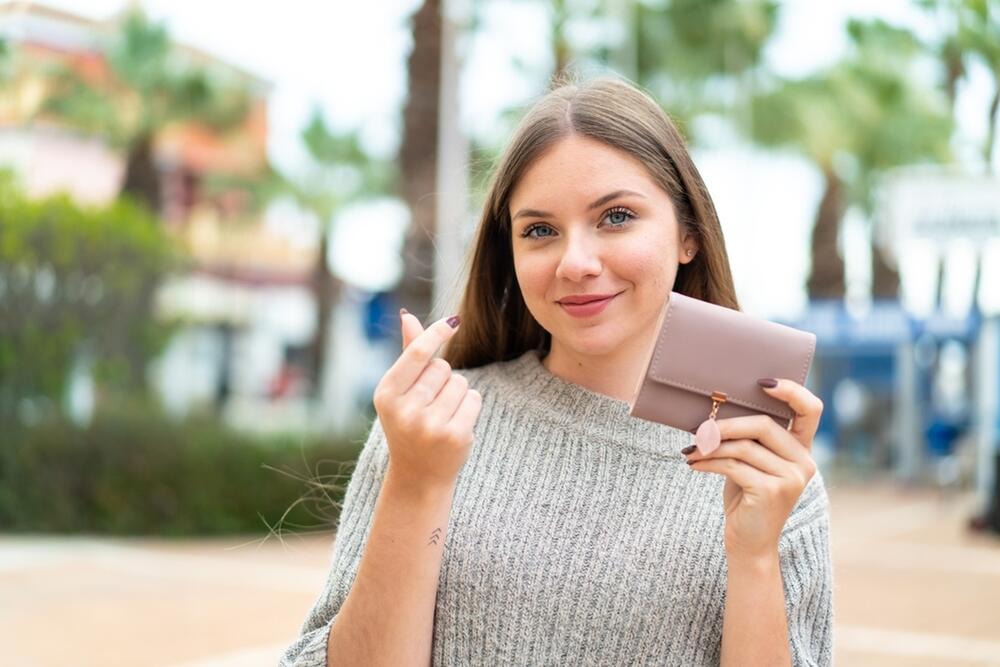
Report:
510,189,646,222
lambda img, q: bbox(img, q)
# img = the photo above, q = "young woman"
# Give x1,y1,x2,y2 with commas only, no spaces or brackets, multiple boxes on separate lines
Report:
280,77,833,666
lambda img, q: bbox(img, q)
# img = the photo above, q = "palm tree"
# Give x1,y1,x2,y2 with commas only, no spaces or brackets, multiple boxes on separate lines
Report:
633,0,780,130
551,0,573,80
918,0,1000,172
396,0,443,324
749,19,952,300
287,109,393,397
37,8,252,213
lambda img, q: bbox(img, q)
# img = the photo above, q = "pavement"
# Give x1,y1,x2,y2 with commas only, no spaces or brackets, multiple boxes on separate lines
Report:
1,479,999,666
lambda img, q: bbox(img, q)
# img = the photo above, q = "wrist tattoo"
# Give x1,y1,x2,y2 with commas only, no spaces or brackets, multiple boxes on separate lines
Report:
427,527,442,546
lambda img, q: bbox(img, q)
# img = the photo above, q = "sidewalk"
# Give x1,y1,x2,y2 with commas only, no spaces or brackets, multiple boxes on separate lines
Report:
1,481,998,666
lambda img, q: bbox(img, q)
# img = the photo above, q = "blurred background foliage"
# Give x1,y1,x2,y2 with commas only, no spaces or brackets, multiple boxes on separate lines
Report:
0,169,177,422
0,7,367,535
0,0,997,535
749,17,954,300
0,406,361,535
35,9,253,213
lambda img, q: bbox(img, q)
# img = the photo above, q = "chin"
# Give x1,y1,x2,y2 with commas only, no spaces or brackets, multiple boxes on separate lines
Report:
552,326,628,357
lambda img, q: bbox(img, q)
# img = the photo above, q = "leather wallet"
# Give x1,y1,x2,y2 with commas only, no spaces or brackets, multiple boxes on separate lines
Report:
628,291,816,453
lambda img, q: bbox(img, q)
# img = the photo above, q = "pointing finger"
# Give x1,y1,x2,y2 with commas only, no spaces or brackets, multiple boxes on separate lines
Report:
399,308,425,350
387,314,462,391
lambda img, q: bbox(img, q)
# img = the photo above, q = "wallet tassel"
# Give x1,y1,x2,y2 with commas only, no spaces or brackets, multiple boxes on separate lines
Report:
694,391,727,455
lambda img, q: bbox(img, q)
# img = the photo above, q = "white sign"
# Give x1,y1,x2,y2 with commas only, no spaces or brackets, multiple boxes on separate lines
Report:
880,169,1000,249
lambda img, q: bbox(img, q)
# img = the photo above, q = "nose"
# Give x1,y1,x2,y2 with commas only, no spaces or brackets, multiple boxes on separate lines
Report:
554,230,602,282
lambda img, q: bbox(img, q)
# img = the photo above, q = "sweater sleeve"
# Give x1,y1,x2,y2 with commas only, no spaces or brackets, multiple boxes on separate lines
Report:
777,470,836,667
278,416,390,667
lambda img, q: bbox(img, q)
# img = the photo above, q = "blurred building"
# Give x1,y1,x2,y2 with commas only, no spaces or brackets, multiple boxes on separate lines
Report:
789,167,1000,526
0,2,362,433
0,2,271,210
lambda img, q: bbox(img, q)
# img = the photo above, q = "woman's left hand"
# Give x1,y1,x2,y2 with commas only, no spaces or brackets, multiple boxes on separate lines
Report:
685,378,824,560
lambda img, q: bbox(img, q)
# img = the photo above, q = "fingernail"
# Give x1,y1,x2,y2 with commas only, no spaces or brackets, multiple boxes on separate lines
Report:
680,444,697,455
757,378,778,388
399,308,408,317
447,315,461,328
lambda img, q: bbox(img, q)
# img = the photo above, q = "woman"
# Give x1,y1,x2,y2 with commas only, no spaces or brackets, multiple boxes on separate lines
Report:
280,77,833,666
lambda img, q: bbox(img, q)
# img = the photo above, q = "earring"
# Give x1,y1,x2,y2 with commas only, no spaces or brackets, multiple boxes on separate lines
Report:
686,249,693,257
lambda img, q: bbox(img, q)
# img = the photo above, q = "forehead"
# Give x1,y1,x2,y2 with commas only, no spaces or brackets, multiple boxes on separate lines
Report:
509,135,662,207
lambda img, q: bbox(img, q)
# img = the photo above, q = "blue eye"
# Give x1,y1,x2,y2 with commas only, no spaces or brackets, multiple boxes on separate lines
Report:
603,207,636,228
519,206,637,240
522,224,554,239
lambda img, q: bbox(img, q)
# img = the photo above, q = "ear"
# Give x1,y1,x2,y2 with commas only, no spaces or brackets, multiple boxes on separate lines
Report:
679,234,698,264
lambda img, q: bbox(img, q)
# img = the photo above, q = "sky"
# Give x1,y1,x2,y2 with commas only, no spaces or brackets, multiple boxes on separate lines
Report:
32,0,1000,320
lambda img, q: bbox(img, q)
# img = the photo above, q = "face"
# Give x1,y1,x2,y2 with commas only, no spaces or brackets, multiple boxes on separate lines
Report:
509,134,698,360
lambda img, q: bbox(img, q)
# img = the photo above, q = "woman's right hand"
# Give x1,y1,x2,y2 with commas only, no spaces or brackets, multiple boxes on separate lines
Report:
372,310,482,494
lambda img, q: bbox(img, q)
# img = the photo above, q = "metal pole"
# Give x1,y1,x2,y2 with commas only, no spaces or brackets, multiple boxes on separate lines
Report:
894,337,921,482
974,316,998,515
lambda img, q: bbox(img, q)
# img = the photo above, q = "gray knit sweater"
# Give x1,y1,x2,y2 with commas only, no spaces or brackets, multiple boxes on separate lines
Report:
280,349,834,666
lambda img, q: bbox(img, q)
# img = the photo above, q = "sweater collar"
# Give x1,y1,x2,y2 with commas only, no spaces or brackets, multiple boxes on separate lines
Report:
494,349,688,457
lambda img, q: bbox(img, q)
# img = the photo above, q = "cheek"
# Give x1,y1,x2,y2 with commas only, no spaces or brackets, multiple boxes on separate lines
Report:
616,239,673,292
513,253,553,299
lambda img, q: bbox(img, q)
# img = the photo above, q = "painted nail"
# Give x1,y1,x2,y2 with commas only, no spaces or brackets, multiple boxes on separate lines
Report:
447,315,461,328
757,378,778,388
680,444,697,455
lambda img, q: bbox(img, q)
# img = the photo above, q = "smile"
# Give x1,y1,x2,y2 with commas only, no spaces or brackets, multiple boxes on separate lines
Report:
558,292,622,318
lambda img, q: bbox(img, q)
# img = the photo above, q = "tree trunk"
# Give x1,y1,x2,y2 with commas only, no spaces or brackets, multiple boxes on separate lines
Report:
552,0,571,82
396,0,442,324
870,242,900,300
971,247,983,315
308,230,339,398
214,322,234,413
984,83,999,173
934,253,946,311
943,41,964,114
806,167,846,300
122,134,162,214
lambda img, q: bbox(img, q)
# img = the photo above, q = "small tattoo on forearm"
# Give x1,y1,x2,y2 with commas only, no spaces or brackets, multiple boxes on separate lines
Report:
427,528,442,546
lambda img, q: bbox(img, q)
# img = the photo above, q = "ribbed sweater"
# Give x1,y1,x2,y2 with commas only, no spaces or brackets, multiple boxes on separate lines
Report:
280,348,835,666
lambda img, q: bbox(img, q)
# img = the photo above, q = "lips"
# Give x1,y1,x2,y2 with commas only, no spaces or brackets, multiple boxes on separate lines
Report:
557,292,620,305
557,291,622,318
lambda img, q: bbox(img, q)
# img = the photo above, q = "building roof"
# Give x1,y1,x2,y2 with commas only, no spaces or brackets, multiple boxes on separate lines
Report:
0,1,272,176
0,1,272,92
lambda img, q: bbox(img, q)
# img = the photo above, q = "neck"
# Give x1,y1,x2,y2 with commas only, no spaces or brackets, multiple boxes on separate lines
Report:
541,327,658,403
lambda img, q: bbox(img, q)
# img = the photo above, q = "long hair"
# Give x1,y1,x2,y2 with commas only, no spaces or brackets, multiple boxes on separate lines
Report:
442,76,740,370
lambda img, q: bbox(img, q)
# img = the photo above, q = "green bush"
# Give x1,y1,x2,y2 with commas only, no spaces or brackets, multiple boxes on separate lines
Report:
0,408,367,535
0,171,179,423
